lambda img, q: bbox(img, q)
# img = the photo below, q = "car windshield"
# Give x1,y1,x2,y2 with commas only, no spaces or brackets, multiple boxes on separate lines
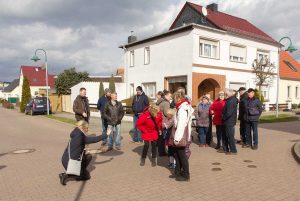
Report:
34,98,47,105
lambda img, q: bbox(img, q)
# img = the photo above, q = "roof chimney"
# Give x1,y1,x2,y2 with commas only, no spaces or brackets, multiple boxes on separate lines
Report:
128,31,137,44
207,3,218,12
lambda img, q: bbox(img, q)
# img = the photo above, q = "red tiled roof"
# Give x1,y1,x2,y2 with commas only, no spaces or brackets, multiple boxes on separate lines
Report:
170,2,278,45
20,66,56,88
280,51,300,80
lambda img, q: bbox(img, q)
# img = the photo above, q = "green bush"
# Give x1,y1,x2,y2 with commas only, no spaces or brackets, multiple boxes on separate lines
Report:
20,76,32,113
292,104,298,109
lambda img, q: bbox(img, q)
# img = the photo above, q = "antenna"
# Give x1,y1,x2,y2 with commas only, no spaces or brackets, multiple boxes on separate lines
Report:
202,7,208,17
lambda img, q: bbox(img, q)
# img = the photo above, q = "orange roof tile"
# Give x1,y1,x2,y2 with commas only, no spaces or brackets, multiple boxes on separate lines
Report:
280,51,300,80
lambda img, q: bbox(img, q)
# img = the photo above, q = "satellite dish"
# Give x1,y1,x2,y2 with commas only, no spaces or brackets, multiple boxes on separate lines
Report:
202,7,208,16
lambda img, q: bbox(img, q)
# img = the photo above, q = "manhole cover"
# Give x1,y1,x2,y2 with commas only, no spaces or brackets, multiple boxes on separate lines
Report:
11,149,35,154
247,165,257,168
212,162,221,165
211,168,222,171
243,160,253,163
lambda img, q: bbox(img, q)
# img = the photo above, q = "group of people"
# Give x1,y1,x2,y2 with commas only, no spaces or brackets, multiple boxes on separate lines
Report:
194,87,263,154
59,85,263,185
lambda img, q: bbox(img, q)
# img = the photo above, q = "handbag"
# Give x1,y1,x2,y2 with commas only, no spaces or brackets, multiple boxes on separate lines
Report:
66,139,84,176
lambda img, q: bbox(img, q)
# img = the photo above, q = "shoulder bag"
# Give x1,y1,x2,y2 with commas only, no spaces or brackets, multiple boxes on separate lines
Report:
66,139,84,176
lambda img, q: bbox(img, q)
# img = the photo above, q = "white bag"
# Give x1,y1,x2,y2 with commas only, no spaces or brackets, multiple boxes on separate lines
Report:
66,139,84,176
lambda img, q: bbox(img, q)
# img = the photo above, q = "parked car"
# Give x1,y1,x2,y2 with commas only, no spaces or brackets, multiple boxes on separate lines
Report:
25,97,52,115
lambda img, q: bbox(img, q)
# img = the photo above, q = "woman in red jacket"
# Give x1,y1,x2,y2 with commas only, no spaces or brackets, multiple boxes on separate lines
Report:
209,91,226,150
137,105,162,167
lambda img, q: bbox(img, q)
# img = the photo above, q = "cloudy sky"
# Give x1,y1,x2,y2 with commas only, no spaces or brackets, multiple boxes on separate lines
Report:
0,0,299,82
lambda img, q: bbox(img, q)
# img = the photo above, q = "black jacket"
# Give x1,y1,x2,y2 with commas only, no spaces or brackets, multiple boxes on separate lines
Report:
132,92,149,115
61,127,107,170
238,92,248,121
222,96,238,126
244,97,263,122
73,95,90,122
103,101,125,125
97,95,110,115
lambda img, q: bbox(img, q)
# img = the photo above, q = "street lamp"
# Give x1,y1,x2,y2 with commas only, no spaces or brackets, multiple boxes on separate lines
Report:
276,37,297,118
31,49,50,115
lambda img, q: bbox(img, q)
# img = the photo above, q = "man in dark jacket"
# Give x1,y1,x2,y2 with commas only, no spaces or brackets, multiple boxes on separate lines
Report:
243,88,263,150
238,87,248,145
103,92,124,151
73,88,90,122
222,89,238,154
131,86,149,143
97,88,111,145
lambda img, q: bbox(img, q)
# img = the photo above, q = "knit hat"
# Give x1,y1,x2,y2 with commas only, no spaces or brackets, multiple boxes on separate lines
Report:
104,88,111,94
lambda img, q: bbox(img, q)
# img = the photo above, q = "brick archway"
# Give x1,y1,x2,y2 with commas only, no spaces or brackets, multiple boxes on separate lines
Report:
192,72,225,106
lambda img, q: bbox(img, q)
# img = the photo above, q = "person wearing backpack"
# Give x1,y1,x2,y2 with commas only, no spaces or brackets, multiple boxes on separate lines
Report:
243,88,263,150
136,105,163,167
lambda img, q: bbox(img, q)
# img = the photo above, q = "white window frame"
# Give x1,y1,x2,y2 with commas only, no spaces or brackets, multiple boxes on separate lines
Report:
142,82,156,99
130,50,134,67
229,44,247,63
257,49,270,63
144,47,150,65
287,85,291,99
199,37,219,59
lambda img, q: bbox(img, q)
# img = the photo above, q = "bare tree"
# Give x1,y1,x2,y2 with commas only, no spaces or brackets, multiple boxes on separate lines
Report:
252,57,276,100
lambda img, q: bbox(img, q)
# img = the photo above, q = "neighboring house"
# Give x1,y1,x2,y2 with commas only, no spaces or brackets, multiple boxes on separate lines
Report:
19,66,56,101
119,2,279,106
3,79,20,101
0,81,10,99
279,51,300,105
70,74,126,116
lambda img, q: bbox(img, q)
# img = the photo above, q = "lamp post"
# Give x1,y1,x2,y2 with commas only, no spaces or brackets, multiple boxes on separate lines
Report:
31,49,50,115
276,37,297,118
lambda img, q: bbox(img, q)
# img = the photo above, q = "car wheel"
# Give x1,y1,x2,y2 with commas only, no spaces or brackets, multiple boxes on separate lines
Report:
30,109,34,116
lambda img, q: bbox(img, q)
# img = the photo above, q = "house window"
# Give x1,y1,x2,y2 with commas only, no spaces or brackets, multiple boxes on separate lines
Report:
257,50,270,63
287,86,291,98
296,86,299,99
130,83,134,97
230,44,246,63
130,51,134,67
260,86,269,100
142,83,156,99
284,60,298,72
144,47,150,65
199,38,219,59
229,82,246,92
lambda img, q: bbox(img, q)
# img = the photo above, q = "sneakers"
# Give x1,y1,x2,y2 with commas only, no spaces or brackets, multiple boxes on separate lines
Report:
59,173,67,186
140,158,145,166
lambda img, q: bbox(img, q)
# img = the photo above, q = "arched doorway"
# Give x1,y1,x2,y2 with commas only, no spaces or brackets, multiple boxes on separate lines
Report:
198,78,220,101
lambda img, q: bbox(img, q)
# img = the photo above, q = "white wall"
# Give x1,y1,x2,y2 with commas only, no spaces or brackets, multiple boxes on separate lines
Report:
3,86,20,100
71,81,127,110
279,79,300,104
124,30,194,98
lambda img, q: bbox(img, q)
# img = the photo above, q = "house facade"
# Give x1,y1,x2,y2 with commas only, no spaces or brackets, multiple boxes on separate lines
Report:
2,79,20,101
19,66,56,101
279,51,300,105
120,2,280,106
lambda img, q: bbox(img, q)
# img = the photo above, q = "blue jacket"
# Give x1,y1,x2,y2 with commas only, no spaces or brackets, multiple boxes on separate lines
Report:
244,97,263,122
97,95,110,115
132,92,149,115
222,96,238,126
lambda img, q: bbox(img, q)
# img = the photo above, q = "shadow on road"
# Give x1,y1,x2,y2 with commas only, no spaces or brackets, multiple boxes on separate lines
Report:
0,165,7,170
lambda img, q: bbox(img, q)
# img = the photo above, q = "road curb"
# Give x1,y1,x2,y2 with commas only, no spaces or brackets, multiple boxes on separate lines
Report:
292,141,300,164
41,115,74,128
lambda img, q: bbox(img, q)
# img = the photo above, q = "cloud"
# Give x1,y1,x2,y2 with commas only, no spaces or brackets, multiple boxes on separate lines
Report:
0,0,299,82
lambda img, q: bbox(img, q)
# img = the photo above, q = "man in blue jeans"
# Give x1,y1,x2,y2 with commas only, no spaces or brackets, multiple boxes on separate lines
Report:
132,86,149,143
243,88,262,150
97,88,111,146
102,92,124,151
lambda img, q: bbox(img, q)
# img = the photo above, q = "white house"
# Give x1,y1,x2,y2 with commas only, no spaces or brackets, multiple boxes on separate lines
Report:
119,2,280,106
2,79,20,101
279,51,300,105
